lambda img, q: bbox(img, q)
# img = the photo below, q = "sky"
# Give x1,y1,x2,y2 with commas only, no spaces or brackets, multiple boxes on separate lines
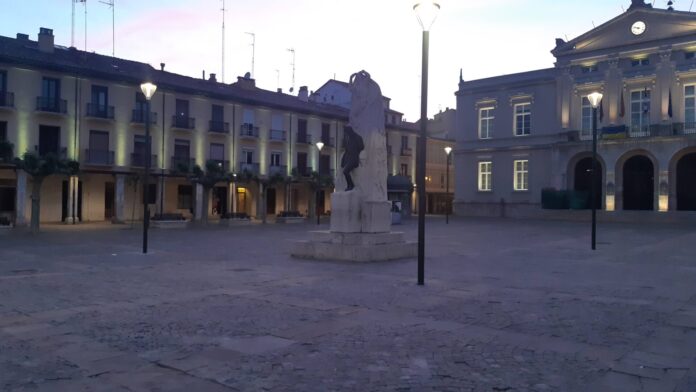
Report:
0,0,689,120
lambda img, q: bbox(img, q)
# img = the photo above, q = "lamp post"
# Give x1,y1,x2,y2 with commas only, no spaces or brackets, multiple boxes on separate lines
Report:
414,1,439,286
444,146,452,224
315,141,324,225
587,92,603,251
140,82,157,254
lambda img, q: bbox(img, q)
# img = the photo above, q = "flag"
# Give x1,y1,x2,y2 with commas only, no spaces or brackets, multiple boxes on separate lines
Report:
599,99,604,123
619,92,625,118
668,89,673,118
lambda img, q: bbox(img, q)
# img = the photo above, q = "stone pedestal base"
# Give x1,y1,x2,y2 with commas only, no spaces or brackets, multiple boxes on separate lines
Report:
291,231,416,262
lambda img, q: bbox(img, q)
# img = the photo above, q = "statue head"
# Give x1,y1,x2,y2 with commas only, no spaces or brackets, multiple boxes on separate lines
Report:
349,70,385,135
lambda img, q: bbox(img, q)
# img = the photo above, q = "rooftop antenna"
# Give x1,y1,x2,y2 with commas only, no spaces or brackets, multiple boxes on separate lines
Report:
83,0,87,51
287,48,295,92
592,21,596,28
99,0,115,56
275,69,280,90
691,0,694,11
221,0,226,82
72,0,87,48
246,32,256,78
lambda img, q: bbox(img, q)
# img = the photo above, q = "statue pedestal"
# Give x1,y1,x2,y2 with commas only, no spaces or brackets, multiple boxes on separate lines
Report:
291,231,417,262
330,191,391,233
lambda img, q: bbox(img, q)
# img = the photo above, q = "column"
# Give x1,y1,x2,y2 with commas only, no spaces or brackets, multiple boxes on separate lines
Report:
64,175,79,223
194,183,204,221
658,170,669,212
230,182,237,214
115,174,125,223
258,182,266,223
605,171,616,212
14,171,27,226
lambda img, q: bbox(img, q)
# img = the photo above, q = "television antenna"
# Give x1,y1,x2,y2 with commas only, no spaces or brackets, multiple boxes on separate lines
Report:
99,0,115,56
221,0,226,82
246,32,256,78
287,48,295,92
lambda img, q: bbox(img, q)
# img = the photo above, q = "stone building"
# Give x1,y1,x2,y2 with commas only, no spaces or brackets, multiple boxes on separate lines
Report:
454,0,696,217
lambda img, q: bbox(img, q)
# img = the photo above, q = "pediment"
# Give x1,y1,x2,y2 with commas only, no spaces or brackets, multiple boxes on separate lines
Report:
553,8,696,58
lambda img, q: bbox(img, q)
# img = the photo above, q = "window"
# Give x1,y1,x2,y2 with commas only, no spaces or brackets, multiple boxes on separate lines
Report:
270,152,281,167
631,58,649,67
401,135,409,149
297,119,308,142
514,103,531,136
321,123,331,144
174,139,190,158
685,85,695,129
581,64,598,73
42,77,60,100
177,185,193,210
400,163,409,177
271,114,284,130
211,104,224,123
209,143,224,161
0,121,6,141
0,70,6,92
513,160,529,191
630,89,650,136
144,183,157,205
242,149,254,164
243,108,255,125
91,85,108,109
686,52,695,60
478,107,494,139
478,162,492,191
581,97,592,138
175,99,189,117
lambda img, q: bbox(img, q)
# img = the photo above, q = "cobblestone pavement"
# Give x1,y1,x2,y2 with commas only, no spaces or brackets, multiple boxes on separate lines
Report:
2,217,696,391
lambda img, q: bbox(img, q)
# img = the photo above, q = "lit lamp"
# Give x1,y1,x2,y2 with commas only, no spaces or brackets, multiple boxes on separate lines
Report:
315,141,325,225
587,91,602,251
414,0,440,286
444,146,452,224
140,82,157,254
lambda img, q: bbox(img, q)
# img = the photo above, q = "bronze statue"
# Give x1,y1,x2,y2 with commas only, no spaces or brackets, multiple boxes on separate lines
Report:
341,125,364,191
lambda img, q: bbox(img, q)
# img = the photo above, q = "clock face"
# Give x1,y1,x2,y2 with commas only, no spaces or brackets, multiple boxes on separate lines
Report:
631,21,646,36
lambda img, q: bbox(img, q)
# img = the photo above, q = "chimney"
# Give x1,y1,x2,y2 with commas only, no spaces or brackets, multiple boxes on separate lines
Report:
202,70,206,80
38,28,54,53
298,86,308,102
160,63,166,71
236,75,256,89
16,33,29,41
208,73,217,82
277,88,283,93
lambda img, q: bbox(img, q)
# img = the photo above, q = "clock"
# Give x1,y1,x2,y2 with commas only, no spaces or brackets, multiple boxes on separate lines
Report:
631,21,646,36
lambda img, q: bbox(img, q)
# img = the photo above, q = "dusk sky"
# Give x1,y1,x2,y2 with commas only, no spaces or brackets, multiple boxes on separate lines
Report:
1,0,686,120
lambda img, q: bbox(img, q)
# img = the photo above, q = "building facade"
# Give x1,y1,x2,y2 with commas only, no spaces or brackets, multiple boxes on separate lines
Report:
0,28,453,225
455,0,696,217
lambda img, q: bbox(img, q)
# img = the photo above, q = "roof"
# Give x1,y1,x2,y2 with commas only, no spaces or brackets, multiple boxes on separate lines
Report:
0,33,348,119
457,68,557,94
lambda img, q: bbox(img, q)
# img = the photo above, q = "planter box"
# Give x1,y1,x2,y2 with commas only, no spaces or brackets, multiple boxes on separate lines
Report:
220,218,252,227
276,216,306,224
151,220,189,229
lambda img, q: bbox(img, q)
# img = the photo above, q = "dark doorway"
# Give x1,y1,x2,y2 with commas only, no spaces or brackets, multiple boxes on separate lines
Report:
623,155,654,210
61,180,83,221
317,190,325,215
213,186,228,216
38,125,60,156
574,157,603,209
677,153,696,211
266,188,276,214
105,182,115,220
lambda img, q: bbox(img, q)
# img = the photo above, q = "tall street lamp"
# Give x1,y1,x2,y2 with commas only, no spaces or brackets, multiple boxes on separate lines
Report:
444,146,452,224
140,82,157,254
587,91,603,251
315,141,324,225
414,0,439,286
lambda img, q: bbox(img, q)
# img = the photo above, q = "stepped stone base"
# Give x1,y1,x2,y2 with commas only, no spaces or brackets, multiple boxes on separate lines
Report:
291,231,416,262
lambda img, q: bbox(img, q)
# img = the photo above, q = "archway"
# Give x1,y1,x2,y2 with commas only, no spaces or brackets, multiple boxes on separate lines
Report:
574,157,603,209
623,155,654,210
677,153,696,211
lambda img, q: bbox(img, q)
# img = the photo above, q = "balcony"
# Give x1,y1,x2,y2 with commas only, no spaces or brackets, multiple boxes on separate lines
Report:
0,92,14,109
209,121,230,134
84,149,114,166
296,133,312,145
85,103,115,120
269,129,286,142
171,156,195,172
293,166,313,177
401,147,413,156
239,162,260,175
269,165,287,176
36,97,67,114
34,145,67,159
209,159,229,169
131,153,158,168
172,115,195,130
318,168,335,178
131,109,157,125
240,123,259,138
